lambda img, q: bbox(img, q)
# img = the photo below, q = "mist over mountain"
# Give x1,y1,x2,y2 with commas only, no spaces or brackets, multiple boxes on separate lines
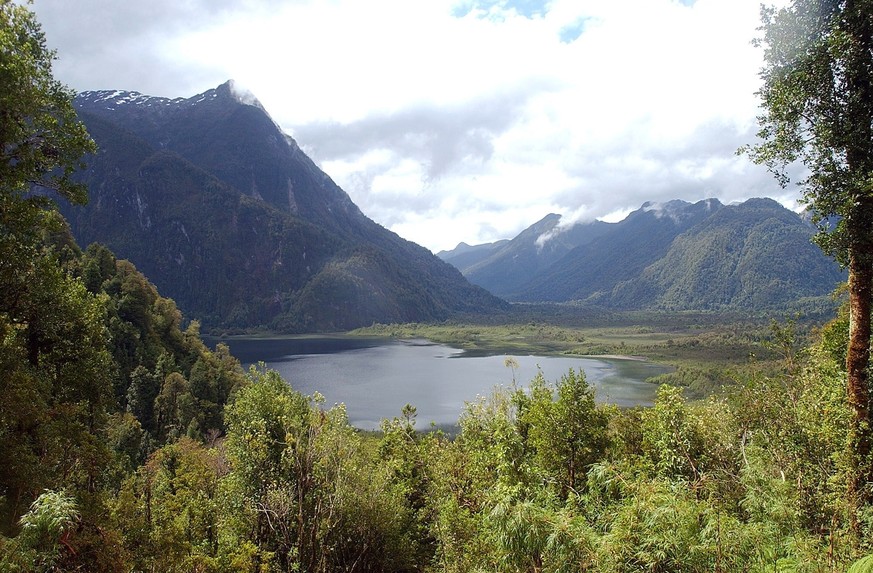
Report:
65,82,507,331
608,198,845,310
447,198,845,311
438,213,611,298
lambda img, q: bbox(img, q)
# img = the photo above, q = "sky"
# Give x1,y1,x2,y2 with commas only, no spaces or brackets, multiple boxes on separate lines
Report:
30,0,798,253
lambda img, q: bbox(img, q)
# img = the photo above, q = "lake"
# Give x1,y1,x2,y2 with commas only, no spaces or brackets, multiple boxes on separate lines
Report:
214,336,670,430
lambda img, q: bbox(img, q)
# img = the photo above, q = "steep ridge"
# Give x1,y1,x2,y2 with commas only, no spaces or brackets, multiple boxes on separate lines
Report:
516,199,722,303
609,198,846,310
74,81,367,235
437,240,510,272
462,214,611,298
65,83,507,331
445,197,844,311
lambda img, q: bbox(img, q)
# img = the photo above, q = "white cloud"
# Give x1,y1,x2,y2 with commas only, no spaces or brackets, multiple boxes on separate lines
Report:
31,0,786,252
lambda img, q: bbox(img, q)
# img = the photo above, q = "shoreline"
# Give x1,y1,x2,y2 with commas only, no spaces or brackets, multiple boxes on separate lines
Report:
580,353,650,362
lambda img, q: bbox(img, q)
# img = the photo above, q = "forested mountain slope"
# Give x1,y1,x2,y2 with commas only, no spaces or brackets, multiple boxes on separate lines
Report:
514,199,722,303
64,82,507,331
610,198,845,310
448,198,844,311
453,213,611,298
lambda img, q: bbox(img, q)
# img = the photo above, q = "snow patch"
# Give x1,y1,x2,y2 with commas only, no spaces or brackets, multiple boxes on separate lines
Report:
79,89,184,109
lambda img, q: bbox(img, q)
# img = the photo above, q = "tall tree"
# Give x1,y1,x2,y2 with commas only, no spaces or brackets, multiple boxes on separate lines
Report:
0,0,106,532
0,0,94,204
1,0,96,337
522,370,607,497
744,0,873,522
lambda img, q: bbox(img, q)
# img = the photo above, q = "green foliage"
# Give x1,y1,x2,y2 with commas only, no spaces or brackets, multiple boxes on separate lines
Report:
849,555,873,573
744,0,873,263
0,6,868,565
220,367,418,572
0,0,95,206
642,385,705,481
0,278,867,573
111,437,223,572
487,498,597,573
744,0,873,534
521,369,608,496
0,490,79,572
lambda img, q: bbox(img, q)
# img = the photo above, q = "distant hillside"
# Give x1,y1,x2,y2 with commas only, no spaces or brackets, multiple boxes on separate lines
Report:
609,198,846,310
437,240,510,271
444,198,845,312
458,214,611,298
65,82,507,331
517,199,722,303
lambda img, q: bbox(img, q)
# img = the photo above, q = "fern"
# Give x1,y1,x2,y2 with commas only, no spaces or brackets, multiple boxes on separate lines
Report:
848,555,873,573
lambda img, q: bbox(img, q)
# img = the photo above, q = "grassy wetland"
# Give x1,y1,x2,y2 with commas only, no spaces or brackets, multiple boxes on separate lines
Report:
352,309,820,398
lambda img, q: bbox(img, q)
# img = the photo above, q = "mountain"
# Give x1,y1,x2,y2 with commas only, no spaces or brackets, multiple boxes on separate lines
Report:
437,240,510,271
64,82,507,332
451,214,611,298
444,198,845,311
609,198,846,310
516,199,723,303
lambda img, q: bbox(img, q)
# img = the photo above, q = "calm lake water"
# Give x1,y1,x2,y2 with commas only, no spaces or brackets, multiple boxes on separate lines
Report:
215,336,670,430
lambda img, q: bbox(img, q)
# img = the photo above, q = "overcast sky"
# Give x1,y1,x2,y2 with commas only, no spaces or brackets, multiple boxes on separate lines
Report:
31,0,796,253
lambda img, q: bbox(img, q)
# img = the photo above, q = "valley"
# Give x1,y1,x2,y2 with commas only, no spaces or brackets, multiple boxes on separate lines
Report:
4,1,872,569
58,83,844,335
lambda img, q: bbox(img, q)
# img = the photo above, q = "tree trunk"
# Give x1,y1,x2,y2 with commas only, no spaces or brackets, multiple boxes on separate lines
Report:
843,0,873,534
847,245,873,530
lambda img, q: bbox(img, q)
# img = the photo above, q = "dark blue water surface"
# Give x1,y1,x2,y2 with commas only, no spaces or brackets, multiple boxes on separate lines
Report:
213,336,669,430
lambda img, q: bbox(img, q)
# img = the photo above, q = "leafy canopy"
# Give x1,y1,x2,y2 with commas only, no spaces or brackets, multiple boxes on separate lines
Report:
744,0,873,262
0,0,95,205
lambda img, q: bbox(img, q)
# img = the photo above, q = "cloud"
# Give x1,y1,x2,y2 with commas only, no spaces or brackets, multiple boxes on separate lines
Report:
294,84,546,180
30,0,789,252
32,0,257,93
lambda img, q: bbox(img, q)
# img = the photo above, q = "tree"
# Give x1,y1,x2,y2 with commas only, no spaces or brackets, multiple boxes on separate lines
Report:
744,0,873,522
1,0,95,323
0,0,94,204
223,367,416,572
522,370,608,497
0,489,79,571
0,0,94,301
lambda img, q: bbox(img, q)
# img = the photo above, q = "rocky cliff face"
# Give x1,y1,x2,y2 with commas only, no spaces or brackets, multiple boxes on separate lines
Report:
65,82,507,331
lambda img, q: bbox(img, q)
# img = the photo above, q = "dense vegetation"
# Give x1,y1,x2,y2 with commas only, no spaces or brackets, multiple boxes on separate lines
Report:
743,0,873,528
4,286,871,570
611,199,845,311
3,1,873,570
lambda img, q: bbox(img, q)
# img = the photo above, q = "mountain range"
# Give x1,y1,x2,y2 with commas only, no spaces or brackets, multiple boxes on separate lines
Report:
62,81,844,329
64,81,507,332
439,198,846,311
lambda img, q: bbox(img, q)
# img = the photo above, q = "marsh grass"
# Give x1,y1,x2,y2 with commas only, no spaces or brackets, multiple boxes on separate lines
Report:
352,311,812,398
